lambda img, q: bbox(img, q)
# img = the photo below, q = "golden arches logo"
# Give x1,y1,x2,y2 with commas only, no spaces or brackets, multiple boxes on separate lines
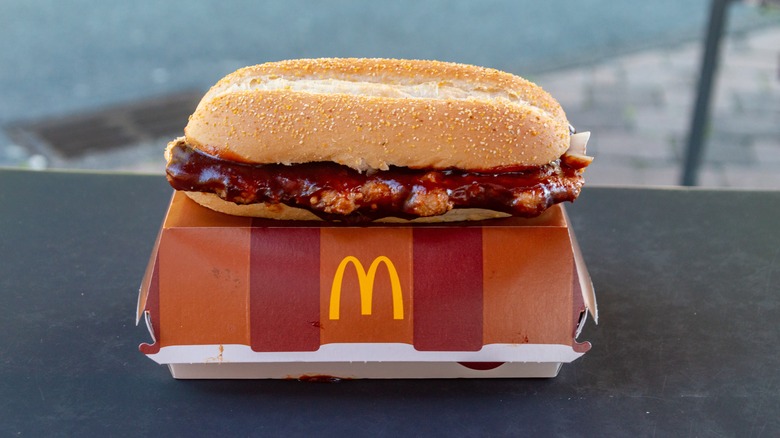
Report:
329,256,404,320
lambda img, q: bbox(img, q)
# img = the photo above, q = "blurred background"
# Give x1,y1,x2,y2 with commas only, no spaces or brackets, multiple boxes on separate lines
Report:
1,0,778,188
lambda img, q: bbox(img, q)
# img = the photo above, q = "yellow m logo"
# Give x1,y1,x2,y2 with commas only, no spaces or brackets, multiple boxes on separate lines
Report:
329,256,404,320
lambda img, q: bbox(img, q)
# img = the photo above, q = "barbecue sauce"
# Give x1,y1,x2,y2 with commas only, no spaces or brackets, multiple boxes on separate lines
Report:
165,141,584,222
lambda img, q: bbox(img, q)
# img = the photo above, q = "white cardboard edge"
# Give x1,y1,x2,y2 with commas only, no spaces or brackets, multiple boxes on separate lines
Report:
145,343,585,365
143,311,156,346
167,361,564,379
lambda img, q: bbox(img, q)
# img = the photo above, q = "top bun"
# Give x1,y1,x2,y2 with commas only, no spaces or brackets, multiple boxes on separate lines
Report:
184,58,570,171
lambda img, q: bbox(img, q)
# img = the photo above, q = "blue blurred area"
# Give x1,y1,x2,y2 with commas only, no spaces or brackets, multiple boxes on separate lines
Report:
0,0,775,125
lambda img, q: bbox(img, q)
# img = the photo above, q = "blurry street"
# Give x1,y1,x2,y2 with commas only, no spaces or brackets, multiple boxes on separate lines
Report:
0,0,778,188
542,22,780,188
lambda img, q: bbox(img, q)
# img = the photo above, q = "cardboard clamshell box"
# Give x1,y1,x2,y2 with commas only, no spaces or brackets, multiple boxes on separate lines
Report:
137,191,597,379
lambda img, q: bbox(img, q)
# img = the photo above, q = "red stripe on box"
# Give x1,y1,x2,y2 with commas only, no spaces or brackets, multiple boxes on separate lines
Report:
412,227,483,351
250,226,321,352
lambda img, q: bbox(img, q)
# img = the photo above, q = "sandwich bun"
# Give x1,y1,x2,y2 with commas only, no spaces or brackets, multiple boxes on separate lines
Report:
183,58,571,172
165,58,591,222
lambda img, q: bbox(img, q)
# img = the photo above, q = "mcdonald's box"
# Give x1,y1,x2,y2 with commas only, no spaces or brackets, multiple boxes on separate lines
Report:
137,191,597,379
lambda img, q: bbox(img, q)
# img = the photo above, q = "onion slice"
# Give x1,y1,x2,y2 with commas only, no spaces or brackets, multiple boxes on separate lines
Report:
562,131,594,169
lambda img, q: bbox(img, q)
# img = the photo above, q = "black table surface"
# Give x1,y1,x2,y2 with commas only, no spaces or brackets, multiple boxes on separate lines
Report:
1,168,778,436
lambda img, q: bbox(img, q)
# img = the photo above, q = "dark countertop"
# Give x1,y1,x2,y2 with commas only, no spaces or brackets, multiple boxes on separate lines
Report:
1,168,778,436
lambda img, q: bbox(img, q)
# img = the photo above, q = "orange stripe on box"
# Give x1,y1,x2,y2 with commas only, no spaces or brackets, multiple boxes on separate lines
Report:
412,227,483,351
250,227,321,352
482,227,574,346
158,227,252,346
319,227,413,345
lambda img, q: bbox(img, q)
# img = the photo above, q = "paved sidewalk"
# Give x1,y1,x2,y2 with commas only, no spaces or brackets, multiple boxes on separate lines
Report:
538,24,780,189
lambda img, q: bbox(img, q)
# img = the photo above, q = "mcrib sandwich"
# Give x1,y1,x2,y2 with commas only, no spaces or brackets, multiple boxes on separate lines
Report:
165,58,592,222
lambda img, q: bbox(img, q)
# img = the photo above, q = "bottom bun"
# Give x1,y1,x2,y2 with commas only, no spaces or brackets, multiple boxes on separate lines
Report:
184,191,511,223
